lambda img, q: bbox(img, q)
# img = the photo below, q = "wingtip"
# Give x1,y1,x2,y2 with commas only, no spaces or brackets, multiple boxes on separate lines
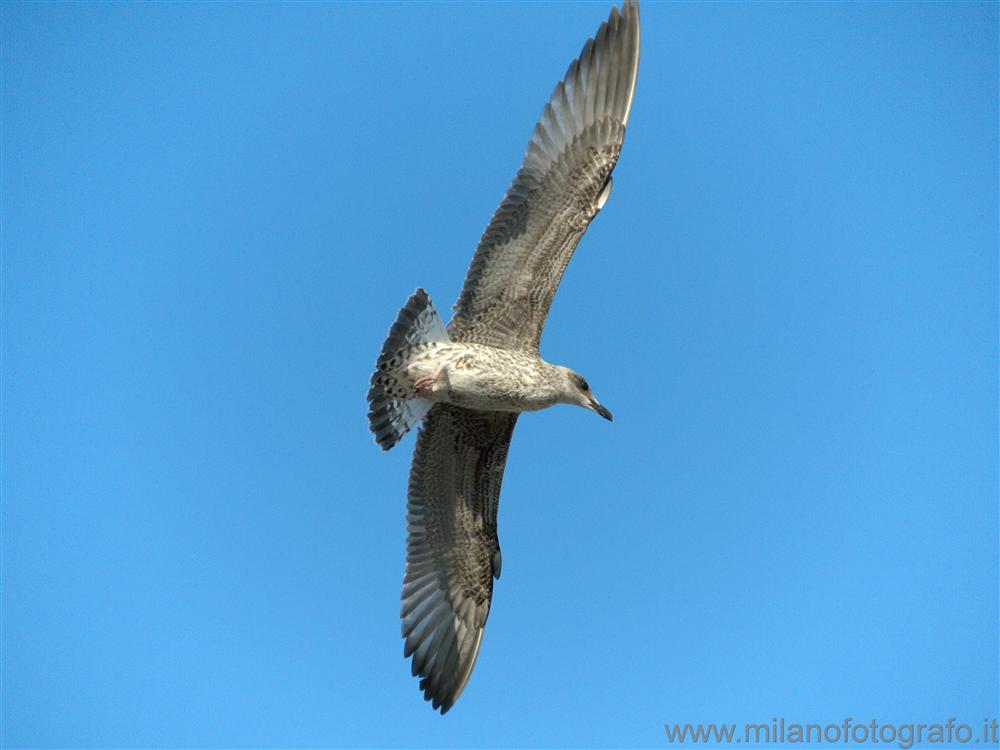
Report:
619,0,641,128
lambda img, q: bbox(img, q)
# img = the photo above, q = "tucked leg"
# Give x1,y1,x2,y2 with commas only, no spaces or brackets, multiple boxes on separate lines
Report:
413,367,443,395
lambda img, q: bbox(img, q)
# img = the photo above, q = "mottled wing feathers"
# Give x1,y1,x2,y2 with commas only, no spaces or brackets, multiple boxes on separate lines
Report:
394,1,641,714
449,0,640,350
402,404,518,713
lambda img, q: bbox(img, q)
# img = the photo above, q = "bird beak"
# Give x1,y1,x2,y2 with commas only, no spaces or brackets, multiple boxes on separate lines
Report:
589,398,613,421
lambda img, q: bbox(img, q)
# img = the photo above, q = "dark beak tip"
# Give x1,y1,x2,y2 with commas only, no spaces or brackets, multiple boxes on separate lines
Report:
595,404,613,421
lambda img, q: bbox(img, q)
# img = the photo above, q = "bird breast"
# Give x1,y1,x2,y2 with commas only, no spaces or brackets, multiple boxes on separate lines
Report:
403,344,560,413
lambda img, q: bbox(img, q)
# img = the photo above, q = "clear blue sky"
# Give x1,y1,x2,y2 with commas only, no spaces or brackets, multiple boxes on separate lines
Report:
2,1,996,747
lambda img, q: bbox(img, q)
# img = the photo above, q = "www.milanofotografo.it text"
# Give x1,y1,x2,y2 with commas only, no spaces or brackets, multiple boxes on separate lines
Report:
663,717,999,748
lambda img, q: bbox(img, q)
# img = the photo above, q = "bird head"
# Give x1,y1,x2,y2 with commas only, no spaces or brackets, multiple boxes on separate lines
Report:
556,366,613,421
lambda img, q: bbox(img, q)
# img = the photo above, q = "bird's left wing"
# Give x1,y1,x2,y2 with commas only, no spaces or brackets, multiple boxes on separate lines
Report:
448,0,640,351
401,403,518,713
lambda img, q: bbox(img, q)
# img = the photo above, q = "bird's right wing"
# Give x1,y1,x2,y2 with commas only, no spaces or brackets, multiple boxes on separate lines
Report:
401,404,518,713
448,0,640,351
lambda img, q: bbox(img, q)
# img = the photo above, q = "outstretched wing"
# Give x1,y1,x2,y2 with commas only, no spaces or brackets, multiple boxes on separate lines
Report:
401,404,518,713
448,0,640,351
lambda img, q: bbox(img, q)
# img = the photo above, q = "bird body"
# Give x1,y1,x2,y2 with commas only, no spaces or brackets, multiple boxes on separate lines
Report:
366,0,640,713
372,296,606,417
396,342,574,414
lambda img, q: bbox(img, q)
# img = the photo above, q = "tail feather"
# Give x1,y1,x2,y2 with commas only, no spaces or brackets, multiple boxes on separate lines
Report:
368,289,449,451
367,395,432,451
378,288,448,359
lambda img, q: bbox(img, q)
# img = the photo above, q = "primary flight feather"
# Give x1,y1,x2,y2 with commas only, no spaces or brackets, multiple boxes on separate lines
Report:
367,0,640,713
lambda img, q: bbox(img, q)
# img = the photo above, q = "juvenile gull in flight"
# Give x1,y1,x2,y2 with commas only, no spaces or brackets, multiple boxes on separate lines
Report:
367,0,640,713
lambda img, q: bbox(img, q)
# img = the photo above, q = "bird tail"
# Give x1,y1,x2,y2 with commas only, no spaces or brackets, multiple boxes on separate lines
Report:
367,289,450,451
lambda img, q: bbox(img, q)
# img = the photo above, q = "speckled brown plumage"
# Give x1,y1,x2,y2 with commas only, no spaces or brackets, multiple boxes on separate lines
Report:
368,0,640,714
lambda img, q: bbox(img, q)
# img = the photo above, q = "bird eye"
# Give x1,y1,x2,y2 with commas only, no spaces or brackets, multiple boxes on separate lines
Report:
579,379,589,391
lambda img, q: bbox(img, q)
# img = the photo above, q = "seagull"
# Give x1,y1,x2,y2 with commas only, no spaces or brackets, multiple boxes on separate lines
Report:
367,0,640,714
